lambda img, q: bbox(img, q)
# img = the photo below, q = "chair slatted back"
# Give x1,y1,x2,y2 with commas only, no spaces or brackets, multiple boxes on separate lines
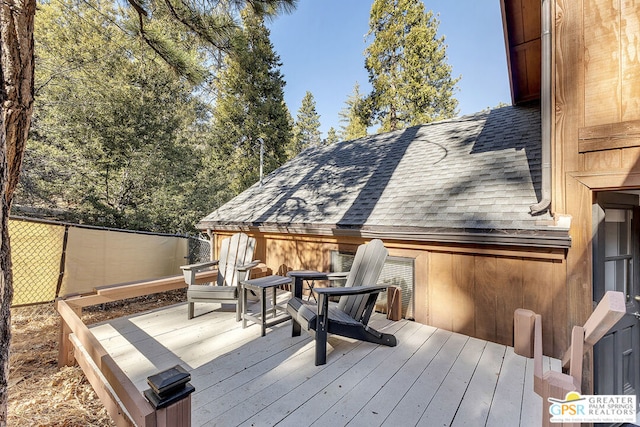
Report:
216,233,256,286
338,239,388,320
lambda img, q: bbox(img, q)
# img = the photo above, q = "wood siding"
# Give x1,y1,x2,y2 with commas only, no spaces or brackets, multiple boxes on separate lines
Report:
553,0,640,391
427,250,566,359
554,0,640,178
215,230,567,358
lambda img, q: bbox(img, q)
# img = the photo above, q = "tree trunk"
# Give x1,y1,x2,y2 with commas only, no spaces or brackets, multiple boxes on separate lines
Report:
0,0,36,423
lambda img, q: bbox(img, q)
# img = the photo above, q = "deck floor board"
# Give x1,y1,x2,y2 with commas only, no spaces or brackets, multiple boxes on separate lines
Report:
90,301,552,426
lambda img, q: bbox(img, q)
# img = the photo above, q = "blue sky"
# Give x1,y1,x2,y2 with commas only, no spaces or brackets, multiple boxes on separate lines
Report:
268,0,512,138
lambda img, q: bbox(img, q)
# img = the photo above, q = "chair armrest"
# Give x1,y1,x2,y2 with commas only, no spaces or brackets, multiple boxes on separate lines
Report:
181,261,219,286
325,272,349,281
313,284,388,297
236,260,261,272
314,285,388,327
180,260,219,272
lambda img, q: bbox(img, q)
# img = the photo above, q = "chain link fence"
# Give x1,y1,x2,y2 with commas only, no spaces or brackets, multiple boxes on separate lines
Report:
187,235,211,265
10,218,66,306
9,217,209,307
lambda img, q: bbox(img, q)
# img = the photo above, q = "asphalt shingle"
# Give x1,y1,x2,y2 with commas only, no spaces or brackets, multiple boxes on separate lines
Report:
199,105,561,236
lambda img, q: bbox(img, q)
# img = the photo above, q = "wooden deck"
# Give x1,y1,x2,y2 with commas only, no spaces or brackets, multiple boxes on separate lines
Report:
89,299,560,426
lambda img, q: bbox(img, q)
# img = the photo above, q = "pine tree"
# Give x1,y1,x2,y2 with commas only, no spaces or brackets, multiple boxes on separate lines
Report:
0,0,297,420
339,82,368,140
290,91,322,156
325,127,340,144
121,0,297,83
209,9,292,196
20,0,214,233
364,0,460,132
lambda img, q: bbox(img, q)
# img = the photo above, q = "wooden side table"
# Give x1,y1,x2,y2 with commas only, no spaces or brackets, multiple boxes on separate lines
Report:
241,275,292,336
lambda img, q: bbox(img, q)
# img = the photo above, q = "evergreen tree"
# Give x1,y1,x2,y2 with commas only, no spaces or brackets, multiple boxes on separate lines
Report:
120,0,297,84
364,0,460,132
325,127,340,144
339,82,368,140
290,91,322,156
20,0,212,233
209,9,292,196
0,0,297,419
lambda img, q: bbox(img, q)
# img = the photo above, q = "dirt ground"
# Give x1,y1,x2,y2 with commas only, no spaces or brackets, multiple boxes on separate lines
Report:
8,289,186,426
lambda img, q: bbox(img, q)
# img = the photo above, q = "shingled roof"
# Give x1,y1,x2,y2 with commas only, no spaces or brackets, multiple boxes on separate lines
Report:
199,105,571,248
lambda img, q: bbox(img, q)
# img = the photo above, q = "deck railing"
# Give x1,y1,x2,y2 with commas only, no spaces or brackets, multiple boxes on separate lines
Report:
56,266,267,426
515,291,627,427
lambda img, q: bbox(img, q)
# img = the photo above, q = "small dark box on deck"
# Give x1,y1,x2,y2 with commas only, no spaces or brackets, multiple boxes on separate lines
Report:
144,365,195,409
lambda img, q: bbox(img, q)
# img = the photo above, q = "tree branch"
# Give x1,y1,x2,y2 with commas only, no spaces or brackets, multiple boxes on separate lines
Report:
124,0,148,17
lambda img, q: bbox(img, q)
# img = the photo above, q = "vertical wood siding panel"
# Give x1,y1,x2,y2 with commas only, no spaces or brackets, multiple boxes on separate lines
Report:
526,39,542,95
452,254,475,337
522,0,542,41
507,0,526,45
413,252,429,325
523,258,555,355
553,259,569,358
621,0,640,120
429,252,453,330
584,149,622,170
495,257,523,346
514,49,530,100
554,0,586,212
584,0,621,125
474,256,498,342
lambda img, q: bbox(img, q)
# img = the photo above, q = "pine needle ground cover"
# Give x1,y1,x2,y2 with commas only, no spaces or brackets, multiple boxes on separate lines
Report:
8,290,186,426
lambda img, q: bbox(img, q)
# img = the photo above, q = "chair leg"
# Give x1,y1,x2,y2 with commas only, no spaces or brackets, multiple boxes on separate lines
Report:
188,302,194,320
242,286,248,328
291,319,301,337
315,294,329,365
237,284,243,322
315,325,327,366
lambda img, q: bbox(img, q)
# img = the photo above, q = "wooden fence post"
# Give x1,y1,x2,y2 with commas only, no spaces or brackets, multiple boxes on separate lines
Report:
56,299,81,367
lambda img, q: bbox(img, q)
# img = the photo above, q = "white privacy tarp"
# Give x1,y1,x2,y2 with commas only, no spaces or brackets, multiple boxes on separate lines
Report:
58,227,188,297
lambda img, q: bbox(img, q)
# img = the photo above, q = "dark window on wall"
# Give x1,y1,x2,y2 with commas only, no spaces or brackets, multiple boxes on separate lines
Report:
330,251,415,319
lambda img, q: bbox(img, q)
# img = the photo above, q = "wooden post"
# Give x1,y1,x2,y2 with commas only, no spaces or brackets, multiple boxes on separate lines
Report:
514,308,536,357
533,292,625,427
56,299,82,367
568,326,584,385
156,397,191,427
535,314,581,427
540,371,580,427
144,365,194,427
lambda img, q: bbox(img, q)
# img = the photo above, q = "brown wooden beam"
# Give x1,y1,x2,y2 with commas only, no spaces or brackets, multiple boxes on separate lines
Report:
562,290,626,368
579,119,640,153
69,335,138,427
57,299,157,426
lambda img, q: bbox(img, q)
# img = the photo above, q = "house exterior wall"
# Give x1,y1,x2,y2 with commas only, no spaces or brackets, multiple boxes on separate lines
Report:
213,230,568,358
552,0,640,391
